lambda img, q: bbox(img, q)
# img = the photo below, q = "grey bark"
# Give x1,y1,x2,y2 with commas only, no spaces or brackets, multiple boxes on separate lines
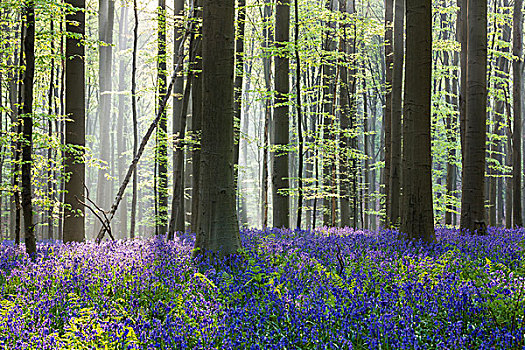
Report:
272,0,291,228
193,0,241,257
400,0,435,242
460,0,488,234
63,0,86,242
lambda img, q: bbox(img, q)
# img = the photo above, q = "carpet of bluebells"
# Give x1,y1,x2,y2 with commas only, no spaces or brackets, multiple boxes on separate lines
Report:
0,227,524,349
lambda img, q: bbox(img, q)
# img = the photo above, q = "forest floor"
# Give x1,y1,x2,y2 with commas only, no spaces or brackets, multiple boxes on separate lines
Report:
0,227,524,349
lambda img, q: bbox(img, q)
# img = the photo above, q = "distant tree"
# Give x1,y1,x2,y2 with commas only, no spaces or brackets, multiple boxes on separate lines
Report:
116,4,129,237
63,0,86,242
194,0,241,257
95,0,115,234
400,0,435,242
461,0,488,234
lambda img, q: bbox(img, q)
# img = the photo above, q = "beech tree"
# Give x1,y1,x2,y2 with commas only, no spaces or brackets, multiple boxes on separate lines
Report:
63,0,86,242
21,0,36,258
272,0,291,228
194,0,241,257
461,0,488,234
512,0,523,227
400,0,435,242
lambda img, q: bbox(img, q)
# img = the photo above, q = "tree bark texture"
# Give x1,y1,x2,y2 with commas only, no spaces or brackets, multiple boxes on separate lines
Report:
63,0,85,243
194,0,241,257
461,0,488,234
401,0,435,242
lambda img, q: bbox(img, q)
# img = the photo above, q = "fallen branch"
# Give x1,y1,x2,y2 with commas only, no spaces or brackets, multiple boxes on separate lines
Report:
95,5,194,244
75,195,115,241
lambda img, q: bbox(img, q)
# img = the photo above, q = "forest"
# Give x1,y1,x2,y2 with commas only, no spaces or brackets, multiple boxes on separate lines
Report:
0,0,524,347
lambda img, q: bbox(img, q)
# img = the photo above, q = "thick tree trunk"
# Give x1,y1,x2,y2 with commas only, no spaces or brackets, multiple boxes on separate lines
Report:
388,0,403,226
63,0,86,242
461,0,488,234
272,0,290,228
21,1,36,258
400,0,435,242
512,0,523,227
194,0,241,257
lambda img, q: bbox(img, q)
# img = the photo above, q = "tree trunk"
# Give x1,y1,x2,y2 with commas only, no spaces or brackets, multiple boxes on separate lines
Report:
493,0,511,227
194,0,241,257
21,0,36,258
512,0,523,227
389,0,403,226
294,0,304,229
322,0,336,226
461,0,488,234
190,0,203,233
272,0,290,228
384,0,393,225
234,0,247,225
117,5,129,237
63,0,86,242
129,0,139,239
400,0,435,242
156,0,168,235
167,0,186,239
47,19,55,240
95,0,115,234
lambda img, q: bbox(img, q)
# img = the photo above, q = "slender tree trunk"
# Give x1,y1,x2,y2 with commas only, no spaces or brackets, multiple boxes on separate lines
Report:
21,0,36,258
234,0,246,224
322,0,336,226
294,0,304,229
47,20,55,240
233,0,246,173
190,0,203,233
401,0,435,242
384,0,393,225
167,0,186,239
116,5,129,237
129,0,139,239
63,0,85,242
512,0,523,227
194,0,241,257
260,0,272,228
461,0,488,234
155,0,168,235
505,105,513,228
